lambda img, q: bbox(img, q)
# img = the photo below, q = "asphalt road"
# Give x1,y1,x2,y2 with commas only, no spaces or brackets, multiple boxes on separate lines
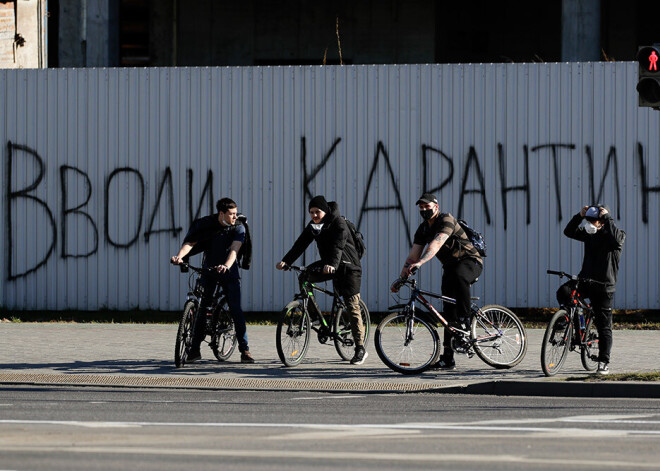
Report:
1,385,659,471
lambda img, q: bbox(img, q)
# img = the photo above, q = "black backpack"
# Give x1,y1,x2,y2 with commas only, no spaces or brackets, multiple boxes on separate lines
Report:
342,217,366,259
457,219,487,257
236,214,252,269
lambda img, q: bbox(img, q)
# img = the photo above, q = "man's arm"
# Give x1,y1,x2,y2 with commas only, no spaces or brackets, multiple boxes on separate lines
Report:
563,206,588,241
598,208,625,249
171,242,196,264
279,228,314,267
407,233,450,274
399,244,425,278
217,240,242,273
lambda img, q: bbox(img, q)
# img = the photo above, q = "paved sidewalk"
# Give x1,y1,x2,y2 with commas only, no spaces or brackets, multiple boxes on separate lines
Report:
0,324,658,397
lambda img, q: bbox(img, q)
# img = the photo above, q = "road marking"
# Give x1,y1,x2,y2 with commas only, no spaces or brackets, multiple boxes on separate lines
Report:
1,419,660,436
0,445,657,468
292,395,366,400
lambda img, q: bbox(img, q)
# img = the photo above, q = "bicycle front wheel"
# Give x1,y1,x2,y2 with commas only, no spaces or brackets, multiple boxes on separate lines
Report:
211,298,238,361
333,299,371,361
374,312,440,375
471,305,527,369
175,301,196,368
276,301,311,367
541,309,573,377
580,314,599,371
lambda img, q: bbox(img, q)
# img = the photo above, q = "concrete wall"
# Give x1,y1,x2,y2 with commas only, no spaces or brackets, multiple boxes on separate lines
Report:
1,63,658,312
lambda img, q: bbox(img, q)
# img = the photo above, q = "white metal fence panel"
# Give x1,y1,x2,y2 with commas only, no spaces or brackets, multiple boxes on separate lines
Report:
1,63,658,311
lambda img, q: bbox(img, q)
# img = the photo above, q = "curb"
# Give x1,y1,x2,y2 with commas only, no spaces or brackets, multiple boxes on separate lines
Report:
433,379,660,398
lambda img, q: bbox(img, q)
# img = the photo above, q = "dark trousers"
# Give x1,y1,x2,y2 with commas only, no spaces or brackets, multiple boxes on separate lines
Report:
441,258,483,360
192,274,248,353
556,281,613,363
301,261,364,347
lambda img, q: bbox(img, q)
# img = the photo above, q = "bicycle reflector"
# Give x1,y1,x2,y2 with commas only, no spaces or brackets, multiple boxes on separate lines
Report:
636,45,660,107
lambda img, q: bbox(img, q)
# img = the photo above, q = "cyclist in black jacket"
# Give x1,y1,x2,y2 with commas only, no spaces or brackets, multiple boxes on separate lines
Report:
276,195,367,365
558,204,625,375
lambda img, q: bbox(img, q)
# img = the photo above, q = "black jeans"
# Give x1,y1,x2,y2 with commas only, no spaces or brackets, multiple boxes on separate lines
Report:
556,281,613,363
441,258,483,360
191,273,248,353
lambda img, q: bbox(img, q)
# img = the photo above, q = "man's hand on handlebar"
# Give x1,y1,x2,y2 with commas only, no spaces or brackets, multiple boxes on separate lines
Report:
323,265,335,275
170,256,184,265
276,261,288,271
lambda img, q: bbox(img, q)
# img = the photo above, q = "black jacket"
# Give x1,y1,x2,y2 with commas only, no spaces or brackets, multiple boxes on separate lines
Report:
282,202,361,270
182,214,251,269
563,206,625,292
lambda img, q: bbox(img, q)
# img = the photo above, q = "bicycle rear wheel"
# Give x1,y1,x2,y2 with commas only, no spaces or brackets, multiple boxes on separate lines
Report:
333,300,371,361
175,301,196,368
471,305,527,369
211,298,238,361
580,314,599,371
374,311,440,375
276,301,311,367
541,309,573,376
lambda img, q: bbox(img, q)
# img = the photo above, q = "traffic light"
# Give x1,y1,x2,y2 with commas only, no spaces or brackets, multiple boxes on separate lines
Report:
636,45,660,107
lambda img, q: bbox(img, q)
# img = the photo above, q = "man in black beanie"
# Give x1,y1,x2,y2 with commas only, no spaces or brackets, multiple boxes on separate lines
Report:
276,195,367,364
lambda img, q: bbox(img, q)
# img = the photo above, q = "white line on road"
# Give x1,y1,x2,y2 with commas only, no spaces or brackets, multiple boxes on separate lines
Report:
1,419,660,436
0,445,657,468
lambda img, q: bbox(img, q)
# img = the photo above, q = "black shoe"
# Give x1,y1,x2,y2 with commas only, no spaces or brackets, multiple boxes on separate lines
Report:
350,346,368,365
187,350,202,363
596,361,610,375
432,356,456,370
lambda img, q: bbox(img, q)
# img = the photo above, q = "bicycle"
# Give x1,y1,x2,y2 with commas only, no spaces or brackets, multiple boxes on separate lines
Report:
541,269,603,376
375,271,527,375
172,262,238,367
276,264,371,367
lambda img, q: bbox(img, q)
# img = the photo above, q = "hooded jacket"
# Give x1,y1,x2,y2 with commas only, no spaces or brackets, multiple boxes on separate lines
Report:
563,205,625,292
282,201,361,270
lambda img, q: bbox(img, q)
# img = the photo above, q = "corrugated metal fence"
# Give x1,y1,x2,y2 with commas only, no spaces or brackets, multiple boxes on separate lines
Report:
1,63,658,311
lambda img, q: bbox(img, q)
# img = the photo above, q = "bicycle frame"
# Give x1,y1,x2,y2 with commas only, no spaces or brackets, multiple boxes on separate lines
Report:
287,265,349,342
392,277,506,347
548,270,596,349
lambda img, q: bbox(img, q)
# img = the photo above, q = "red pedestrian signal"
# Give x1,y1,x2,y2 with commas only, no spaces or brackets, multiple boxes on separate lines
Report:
637,45,660,107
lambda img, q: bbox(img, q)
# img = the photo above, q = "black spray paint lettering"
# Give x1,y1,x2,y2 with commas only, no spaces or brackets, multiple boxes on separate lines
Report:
585,146,621,219
637,142,660,224
60,165,98,258
5,142,57,280
530,143,577,222
5,144,216,280
357,142,412,246
457,146,491,225
144,167,182,242
497,143,530,230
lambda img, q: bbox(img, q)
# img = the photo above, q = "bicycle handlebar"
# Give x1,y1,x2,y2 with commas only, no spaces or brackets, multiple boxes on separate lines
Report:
171,261,218,274
546,269,607,286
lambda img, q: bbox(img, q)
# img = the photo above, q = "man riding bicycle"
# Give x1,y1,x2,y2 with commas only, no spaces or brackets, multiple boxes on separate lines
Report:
557,204,625,375
170,197,254,364
276,195,367,365
392,193,483,370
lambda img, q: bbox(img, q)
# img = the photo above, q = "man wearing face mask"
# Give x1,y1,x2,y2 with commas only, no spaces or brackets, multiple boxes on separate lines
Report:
557,205,625,375
393,193,483,370
276,195,367,365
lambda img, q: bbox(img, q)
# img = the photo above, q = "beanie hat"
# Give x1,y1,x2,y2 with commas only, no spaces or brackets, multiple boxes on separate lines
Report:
308,195,330,214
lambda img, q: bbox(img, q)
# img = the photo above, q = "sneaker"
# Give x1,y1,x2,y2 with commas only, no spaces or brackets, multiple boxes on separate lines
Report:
596,361,610,375
187,350,202,363
432,357,456,370
350,346,368,365
241,351,255,363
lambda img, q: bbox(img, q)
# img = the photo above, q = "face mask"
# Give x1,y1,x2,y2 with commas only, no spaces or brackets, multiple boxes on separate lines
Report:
420,209,435,220
311,223,324,234
584,221,598,234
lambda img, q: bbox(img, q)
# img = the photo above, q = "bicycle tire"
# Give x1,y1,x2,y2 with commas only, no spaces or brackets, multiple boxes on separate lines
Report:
580,314,599,371
276,300,311,367
374,311,440,375
211,298,238,361
175,301,196,368
541,309,573,377
471,304,527,369
333,299,371,361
